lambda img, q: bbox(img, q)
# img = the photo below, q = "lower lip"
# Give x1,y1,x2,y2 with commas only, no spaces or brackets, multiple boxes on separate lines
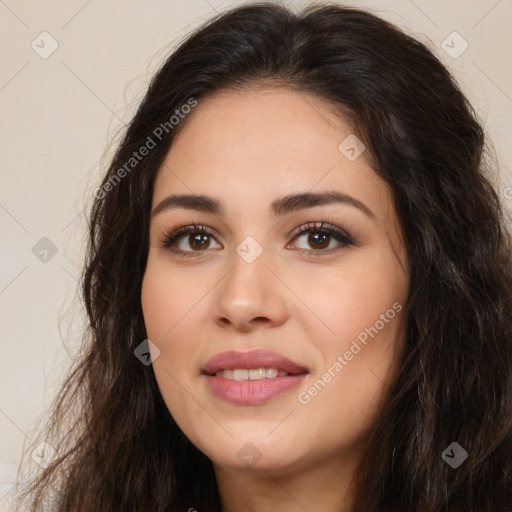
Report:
204,374,307,405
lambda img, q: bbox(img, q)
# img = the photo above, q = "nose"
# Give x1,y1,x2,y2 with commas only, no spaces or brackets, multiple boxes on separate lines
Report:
212,248,289,332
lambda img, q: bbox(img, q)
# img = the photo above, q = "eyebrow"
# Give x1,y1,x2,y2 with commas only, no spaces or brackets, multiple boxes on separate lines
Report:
151,191,376,220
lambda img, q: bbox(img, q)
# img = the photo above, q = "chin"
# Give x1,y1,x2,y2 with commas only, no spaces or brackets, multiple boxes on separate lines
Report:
200,433,302,473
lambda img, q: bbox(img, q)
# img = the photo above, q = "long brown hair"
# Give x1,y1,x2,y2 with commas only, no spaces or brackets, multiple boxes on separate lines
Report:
15,2,512,510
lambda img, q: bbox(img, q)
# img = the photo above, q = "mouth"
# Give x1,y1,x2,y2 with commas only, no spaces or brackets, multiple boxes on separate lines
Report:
212,367,297,380
201,349,309,405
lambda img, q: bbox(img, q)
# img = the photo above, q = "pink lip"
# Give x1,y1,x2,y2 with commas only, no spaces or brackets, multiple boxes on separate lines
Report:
202,349,308,375
202,349,309,405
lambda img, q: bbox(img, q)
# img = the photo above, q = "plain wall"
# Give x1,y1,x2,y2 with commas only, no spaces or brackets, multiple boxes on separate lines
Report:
1,0,511,507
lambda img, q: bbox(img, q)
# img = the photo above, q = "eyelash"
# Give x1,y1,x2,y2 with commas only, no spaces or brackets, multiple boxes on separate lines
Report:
159,221,355,257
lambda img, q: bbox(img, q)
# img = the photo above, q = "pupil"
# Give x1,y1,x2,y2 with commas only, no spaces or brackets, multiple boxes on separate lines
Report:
191,234,209,250
309,232,329,249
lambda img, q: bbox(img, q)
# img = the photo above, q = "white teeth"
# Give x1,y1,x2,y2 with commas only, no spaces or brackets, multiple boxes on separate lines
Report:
233,369,248,381
215,367,290,380
249,368,266,380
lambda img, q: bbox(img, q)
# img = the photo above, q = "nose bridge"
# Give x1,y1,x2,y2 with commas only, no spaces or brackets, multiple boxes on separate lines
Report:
213,236,288,328
222,239,271,305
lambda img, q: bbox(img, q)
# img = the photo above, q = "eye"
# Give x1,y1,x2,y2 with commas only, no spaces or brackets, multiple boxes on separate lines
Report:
288,222,354,255
160,221,355,256
160,223,221,255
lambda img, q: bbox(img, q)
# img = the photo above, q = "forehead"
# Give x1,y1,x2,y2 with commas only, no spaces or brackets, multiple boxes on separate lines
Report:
152,87,391,221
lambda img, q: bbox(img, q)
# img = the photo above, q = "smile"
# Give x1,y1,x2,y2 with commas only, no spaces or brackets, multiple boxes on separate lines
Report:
202,349,309,405
215,368,290,380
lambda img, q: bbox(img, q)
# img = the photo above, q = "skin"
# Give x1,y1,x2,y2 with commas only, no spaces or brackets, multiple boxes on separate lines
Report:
141,87,409,512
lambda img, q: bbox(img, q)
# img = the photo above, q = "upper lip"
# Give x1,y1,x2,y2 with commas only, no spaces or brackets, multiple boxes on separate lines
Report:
202,349,309,375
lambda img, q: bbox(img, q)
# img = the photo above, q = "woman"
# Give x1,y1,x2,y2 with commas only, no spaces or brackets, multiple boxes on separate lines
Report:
15,2,512,511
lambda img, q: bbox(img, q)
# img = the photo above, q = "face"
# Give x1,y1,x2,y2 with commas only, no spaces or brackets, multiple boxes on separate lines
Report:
141,87,409,477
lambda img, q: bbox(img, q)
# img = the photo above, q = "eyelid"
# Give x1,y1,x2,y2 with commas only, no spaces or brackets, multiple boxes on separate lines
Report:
289,221,353,243
159,223,219,251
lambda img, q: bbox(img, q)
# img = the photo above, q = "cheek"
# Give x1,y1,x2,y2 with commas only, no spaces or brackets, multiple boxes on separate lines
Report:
292,250,406,350
294,248,407,410
141,281,174,341
141,265,205,427
295,299,406,449
141,261,205,341
140,264,203,401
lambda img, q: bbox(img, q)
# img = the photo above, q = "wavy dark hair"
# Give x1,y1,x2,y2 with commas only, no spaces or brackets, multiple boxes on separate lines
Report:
15,2,512,511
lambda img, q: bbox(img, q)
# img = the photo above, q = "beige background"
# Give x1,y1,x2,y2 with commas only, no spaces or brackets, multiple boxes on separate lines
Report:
1,0,511,507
